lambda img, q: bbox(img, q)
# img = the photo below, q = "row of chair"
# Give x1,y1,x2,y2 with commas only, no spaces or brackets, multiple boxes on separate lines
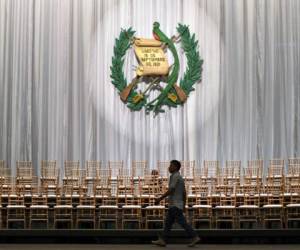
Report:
1,159,300,176
0,193,299,229
0,158,299,184
0,159,300,196
0,159,299,230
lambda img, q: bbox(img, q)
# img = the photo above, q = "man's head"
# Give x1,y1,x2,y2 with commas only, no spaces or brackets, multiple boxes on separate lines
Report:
168,160,181,173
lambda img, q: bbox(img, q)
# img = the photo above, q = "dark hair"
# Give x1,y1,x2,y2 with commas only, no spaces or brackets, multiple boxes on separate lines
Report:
170,160,181,171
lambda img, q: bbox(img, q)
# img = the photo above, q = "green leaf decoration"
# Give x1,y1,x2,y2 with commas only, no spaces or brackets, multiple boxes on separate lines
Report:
110,28,145,111
177,23,204,96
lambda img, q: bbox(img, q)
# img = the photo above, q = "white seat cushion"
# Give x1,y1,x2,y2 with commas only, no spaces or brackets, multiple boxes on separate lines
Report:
85,177,96,181
95,195,109,198
215,205,235,209
238,205,259,208
231,193,248,197
30,205,48,209
258,193,269,197
140,194,155,198
99,205,118,209
283,193,299,196
118,194,133,198
192,205,212,208
54,205,72,209
145,205,165,209
263,204,283,208
7,205,26,208
122,205,141,209
77,205,95,209
286,204,300,208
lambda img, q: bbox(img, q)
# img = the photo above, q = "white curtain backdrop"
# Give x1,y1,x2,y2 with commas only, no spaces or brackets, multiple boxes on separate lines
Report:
0,0,299,175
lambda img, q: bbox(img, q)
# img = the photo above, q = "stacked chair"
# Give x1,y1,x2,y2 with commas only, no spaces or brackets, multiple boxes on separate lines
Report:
97,166,118,229
40,160,59,197
0,158,299,229
262,159,285,228
237,160,262,229
285,158,300,228
190,172,212,229
144,172,166,229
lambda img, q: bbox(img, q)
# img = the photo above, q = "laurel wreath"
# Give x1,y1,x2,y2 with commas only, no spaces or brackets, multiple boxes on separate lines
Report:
110,24,203,112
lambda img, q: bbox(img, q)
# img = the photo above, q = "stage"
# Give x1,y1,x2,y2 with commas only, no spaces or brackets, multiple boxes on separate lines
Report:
0,229,299,244
0,244,300,250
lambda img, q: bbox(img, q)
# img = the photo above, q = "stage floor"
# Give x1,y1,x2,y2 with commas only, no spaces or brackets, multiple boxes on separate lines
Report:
0,229,299,244
0,245,300,250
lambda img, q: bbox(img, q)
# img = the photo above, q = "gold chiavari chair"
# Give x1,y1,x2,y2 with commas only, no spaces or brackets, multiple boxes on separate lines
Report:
213,161,238,228
7,194,26,228
144,174,166,229
16,161,38,197
180,160,195,189
132,160,148,181
265,159,285,204
139,175,151,207
262,160,285,229
95,168,111,206
97,166,118,229
117,173,134,207
235,161,261,229
285,158,300,206
191,185,212,229
223,160,241,192
54,194,73,229
238,160,263,229
63,160,80,196
214,179,236,229
188,166,207,207
98,178,118,229
132,161,148,197
0,161,8,229
118,174,142,229
242,160,263,206
237,198,260,228
85,161,101,196
29,195,48,228
0,161,13,199
157,161,170,185
227,161,244,207
40,160,59,197
76,195,96,229
285,158,300,228
78,169,87,196
203,161,220,207
108,161,124,196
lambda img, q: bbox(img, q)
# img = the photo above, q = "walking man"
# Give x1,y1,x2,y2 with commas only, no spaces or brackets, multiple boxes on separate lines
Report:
152,160,200,247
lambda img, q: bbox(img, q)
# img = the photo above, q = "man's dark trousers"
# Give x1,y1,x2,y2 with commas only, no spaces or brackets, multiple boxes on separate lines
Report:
161,206,198,240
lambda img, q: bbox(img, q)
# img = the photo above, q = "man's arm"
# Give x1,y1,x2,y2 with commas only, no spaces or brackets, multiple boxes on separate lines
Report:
183,186,187,210
155,187,175,204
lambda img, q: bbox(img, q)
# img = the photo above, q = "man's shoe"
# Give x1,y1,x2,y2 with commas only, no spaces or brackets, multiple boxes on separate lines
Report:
188,236,201,247
152,238,166,247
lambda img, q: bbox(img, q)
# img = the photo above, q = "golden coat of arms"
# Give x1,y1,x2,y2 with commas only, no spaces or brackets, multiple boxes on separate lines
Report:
111,22,203,114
